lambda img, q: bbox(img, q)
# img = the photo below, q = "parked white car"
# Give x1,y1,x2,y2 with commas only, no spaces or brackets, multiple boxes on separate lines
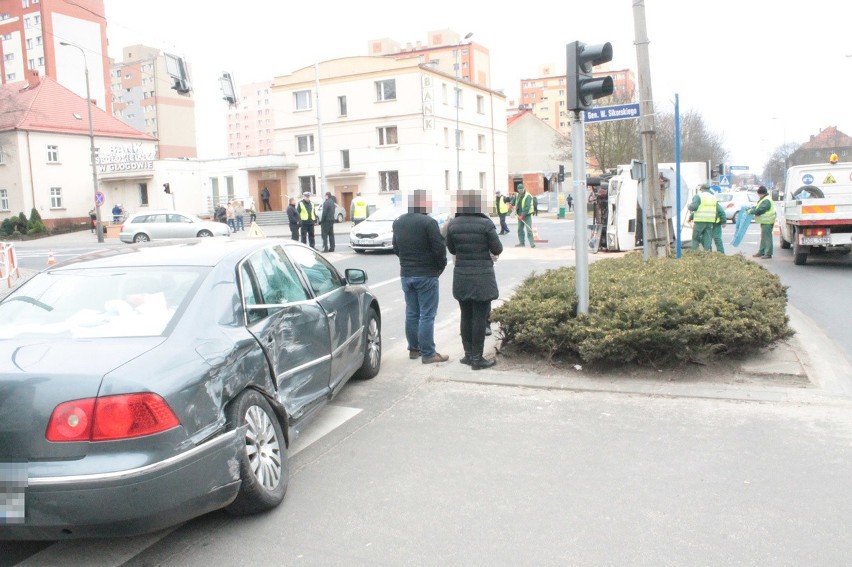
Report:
716,191,758,223
349,205,448,253
119,211,231,243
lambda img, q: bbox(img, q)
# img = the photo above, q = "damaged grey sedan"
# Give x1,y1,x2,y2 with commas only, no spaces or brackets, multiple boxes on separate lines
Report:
0,239,381,539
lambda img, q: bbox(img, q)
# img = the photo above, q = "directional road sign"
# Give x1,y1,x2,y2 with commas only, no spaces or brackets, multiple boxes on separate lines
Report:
729,165,749,171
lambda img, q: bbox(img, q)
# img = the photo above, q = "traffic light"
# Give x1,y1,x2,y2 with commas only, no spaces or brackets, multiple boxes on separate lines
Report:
558,164,565,182
566,41,614,112
163,182,171,194
717,164,725,177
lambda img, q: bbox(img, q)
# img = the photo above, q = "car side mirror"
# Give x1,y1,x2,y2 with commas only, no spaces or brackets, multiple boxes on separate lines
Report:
771,189,780,201
346,268,367,285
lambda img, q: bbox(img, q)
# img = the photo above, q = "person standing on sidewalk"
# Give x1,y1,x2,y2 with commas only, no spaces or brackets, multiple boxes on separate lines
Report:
688,184,717,251
446,189,502,369
514,183,536,248
286,197,300,241
495,191,510,235
234,201,246,232
226,201,236,233
748,185,776,259
392,189,449,364
320,192,336,252
297,192,317,249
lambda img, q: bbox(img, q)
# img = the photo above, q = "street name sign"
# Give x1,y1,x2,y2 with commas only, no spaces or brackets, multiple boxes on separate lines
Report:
583,103,640,123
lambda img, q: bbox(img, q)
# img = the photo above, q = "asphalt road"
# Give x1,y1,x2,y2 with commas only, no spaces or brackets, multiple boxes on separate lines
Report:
3,217,852,565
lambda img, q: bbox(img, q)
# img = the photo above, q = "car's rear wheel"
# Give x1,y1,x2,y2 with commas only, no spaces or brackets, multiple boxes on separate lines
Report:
133,233,150,243
225,390,288,515
779,224,791,250
354,307,381,379
197,230,213,237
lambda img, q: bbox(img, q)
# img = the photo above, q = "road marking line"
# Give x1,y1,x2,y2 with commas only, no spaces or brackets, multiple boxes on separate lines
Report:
291,405,362,456
369,276,401,289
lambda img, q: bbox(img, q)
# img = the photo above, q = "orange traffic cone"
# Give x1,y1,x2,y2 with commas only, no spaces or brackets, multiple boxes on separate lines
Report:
772,220,780,236
46,249,56,266
532,225,548,244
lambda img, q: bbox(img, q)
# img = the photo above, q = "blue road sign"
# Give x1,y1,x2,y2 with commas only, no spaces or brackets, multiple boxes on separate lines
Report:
719,175,731,187
709,184,721,193
583,103,640,123
729,165,749,171
95,191,105,206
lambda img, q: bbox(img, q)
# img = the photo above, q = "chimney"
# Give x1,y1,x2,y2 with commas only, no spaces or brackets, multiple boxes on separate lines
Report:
26,69,40,88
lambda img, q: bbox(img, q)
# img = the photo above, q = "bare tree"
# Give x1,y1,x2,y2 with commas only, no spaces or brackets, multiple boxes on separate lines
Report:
762,142,800,188
655,109,728,167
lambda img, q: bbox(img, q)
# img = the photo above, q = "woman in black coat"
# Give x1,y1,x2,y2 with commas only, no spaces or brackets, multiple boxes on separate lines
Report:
446,190,503,369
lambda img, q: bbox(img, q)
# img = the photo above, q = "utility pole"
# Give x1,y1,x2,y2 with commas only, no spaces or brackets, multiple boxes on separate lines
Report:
632,1,669,257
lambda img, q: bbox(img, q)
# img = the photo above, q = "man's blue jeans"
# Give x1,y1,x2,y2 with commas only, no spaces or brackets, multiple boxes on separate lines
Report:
401,276,440,358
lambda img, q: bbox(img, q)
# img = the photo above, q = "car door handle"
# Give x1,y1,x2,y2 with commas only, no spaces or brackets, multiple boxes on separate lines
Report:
326,311,336,319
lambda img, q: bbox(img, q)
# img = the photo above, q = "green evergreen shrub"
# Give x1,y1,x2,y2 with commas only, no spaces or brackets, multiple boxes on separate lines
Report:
491,251,793,365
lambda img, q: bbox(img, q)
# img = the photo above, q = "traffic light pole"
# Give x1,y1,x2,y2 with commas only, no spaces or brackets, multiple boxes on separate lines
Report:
571,111,589,315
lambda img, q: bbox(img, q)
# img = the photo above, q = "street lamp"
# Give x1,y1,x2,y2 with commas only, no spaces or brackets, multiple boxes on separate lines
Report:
455,32,473,191
60,41,103,243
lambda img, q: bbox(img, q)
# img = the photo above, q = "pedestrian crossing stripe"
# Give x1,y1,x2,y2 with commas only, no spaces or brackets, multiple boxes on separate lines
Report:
823,173,837,184
248,222,266,238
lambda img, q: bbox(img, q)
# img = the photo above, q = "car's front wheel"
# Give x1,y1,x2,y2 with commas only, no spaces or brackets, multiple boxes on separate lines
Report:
133,233,150,243
354,307,381,379
225,390,288,515
197,230,213,237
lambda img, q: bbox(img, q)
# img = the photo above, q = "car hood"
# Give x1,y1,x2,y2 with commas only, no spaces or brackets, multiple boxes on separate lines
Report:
351,219,395,237
0,338,164,460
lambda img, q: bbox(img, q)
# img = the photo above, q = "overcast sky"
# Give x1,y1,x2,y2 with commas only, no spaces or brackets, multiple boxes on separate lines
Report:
103,0,852,171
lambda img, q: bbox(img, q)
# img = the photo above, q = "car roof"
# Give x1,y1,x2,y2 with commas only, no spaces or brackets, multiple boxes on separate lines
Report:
48,239,302,270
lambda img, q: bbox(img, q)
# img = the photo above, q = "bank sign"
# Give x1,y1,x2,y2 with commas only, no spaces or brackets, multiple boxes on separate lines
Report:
96,143,156,174
583,103,641,123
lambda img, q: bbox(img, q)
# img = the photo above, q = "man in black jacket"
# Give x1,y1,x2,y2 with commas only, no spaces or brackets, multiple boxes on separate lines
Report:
286,197,300,241
392,190,449,364
320,192,336,252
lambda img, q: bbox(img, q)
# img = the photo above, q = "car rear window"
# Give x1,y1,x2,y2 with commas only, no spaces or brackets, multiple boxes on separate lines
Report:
0,268,204,339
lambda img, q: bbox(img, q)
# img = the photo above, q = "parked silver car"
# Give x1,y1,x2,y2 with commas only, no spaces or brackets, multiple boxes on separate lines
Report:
349,205,448,253
119,211,231,243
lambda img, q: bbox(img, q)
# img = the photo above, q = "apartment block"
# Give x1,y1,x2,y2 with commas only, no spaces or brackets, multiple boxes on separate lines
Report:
110,44,197,159
226,81,275,157
0,0,110,112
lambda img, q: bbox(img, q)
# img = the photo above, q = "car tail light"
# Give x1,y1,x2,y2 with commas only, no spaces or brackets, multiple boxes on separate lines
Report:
803,228,829,237
46,394,180,442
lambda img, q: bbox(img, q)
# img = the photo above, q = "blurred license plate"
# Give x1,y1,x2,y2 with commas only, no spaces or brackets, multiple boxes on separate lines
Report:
0,473,26,524
802,236,831,245
358,239,375,245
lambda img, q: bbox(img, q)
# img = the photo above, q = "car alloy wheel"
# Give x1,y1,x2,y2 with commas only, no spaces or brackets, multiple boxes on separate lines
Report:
226,390,288,515
197,230,213,237
354,307,381,379
133,233,150,243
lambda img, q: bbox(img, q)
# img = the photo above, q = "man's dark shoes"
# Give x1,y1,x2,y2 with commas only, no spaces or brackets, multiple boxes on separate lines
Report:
515,243,525,247
471,356,496,370
422,353,449,364
408,349,420,360
761,255,772,259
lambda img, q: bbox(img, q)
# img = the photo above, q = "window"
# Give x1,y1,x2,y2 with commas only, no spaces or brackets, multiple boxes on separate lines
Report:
296,134,314,153
286,245,344,297
2,34,11,41
4,54,13,61
5,73,15,81
457,171,462,190
478,134,486,152
138,182,148,206
0,189,8,211
444,127,449,148
456,129,464,150
341,149,350,170
338,95,347,117
442,83,448,104
379,170,399,193
445,170,450,192
479,172,486,189
455,87,463,109
22,0,29,8
377,126,398,146
47,145,58,163
477,95,485,114
375,79,396,101
299,176,316,195
26,38,32,49
241,247,310,323
294,90,312,110
49,187,62,208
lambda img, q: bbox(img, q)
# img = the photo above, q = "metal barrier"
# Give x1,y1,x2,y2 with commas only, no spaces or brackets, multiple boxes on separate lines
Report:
0,242,21,288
